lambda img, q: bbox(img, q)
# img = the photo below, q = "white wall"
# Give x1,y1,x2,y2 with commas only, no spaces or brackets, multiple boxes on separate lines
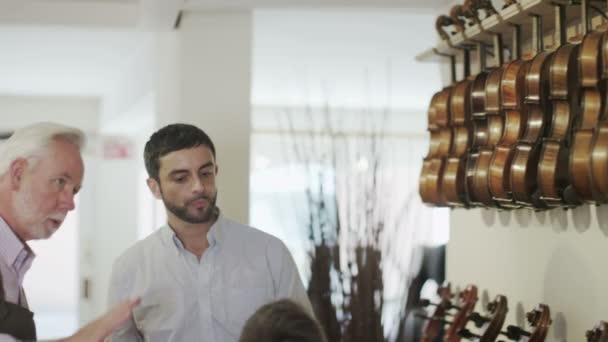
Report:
253,105,428,134
82,93,155,323
101,34,155,127
252,9,441,111
448,207,608,341
176,10,252,224
0,95,99,133
154,31,181,129
80,155,140,322
72,27,160,323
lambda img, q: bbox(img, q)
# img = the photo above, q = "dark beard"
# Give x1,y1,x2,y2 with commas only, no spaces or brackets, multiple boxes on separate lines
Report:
163,193,218,224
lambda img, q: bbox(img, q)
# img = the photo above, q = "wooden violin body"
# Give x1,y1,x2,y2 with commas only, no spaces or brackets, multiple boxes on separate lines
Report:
421,284,454,342
570,31,606,203
587,321,608,342
525,304,552,342
477,295,508,342
537,43,579,207
489,59,528,206
444,285,478,342
510,50,553,207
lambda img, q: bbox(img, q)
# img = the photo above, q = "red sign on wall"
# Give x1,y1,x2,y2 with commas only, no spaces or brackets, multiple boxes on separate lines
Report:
102,136,134,160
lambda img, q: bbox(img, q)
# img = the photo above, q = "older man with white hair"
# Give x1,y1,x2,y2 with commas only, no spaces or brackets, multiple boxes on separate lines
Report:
0,122,139,342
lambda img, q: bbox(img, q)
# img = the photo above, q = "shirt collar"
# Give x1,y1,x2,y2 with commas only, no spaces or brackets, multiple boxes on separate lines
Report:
207,210,224,247
0,215,35,272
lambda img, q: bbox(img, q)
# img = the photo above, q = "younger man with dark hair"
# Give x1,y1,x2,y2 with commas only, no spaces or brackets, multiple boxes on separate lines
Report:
107,123,311,342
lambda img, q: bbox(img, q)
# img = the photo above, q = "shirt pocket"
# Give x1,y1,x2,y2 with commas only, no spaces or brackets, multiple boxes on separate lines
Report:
223,286,270,337
134,288,184,339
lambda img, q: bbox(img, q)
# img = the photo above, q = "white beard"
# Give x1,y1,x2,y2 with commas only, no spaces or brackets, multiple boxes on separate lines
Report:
13,189,54,240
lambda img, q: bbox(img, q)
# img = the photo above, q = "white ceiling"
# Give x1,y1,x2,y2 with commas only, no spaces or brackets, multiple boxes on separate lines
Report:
252,9,442,109
0,0,138,27
0,0,447,109
0,0,158,97
0,26,151,97
184,0,450,10
0,0,447,28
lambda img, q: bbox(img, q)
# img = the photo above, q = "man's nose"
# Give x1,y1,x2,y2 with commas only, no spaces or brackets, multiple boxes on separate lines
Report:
192,177,205,193
59,189,76,211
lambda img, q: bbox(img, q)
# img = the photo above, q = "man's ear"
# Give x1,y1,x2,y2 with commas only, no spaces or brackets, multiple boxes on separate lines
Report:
8,158,27,190
146,177,162,200
214,164,219,176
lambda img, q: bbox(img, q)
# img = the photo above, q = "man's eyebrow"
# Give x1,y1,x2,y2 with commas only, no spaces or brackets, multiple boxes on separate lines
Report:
167,162,214,176
199,162,214,170
168,169,189,176
59,173,73,180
